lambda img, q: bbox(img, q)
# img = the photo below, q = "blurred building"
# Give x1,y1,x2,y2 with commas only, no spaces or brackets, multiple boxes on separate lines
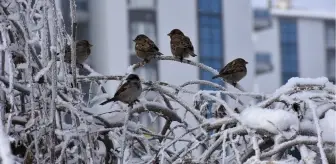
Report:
253,4,336,93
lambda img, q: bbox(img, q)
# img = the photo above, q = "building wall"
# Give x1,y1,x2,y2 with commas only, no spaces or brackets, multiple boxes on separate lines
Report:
298,19,325,78
223,0,255,91
254,13,335,92
89,0,129,92
254,18,281,93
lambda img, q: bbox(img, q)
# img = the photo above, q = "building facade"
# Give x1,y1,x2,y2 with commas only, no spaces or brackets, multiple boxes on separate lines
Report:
254,9,336,93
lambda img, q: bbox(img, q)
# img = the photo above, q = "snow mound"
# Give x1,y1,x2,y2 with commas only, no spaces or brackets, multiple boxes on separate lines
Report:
240,107,299,134
320,110,336,142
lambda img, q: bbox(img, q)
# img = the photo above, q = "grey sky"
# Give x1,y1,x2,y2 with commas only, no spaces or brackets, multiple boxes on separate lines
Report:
252,0,336,12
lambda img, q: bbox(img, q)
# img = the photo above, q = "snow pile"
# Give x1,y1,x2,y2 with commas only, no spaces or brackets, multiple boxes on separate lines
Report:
240,107,299,134
319,110,336,142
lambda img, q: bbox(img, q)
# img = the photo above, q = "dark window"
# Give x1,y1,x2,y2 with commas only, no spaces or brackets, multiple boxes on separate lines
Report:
279,18,298,84
325,21,335,84
256,52,273,75
198,0,224,90
325,22,335,49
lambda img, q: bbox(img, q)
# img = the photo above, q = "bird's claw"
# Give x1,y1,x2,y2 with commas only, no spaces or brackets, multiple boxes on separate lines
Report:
128,99,140,108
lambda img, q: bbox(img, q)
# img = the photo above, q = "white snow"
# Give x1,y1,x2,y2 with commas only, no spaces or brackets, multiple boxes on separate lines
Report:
34,60,53,82
240,107,299,135
319,110,336,142
0,119,14,164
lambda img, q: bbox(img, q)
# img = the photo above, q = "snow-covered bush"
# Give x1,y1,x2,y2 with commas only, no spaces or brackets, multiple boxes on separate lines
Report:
0,0,335,164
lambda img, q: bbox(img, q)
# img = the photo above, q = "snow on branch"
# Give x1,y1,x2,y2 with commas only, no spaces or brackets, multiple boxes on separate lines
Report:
0,0,334,163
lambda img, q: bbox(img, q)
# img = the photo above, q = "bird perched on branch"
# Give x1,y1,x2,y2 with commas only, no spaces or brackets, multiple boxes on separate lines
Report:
212,58,248,87
100,74,142,107
62,39,93,68
168,29,197,62
133,34,163,63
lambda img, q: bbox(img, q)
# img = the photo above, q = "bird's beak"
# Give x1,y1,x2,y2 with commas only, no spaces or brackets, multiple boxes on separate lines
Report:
132,39,136,42
246,61,248,64
167,33,170,36
89,44,93,47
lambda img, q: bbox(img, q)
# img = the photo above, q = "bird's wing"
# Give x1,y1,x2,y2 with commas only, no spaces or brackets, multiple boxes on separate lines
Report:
181,36,194,51
145,38,159,52
136,38,159,52
114,81,131,98
220,61,245,75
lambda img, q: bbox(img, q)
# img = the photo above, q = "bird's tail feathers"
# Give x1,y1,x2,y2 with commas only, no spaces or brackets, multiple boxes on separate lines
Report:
189,52,197,57
100,97,117,105
157,52,164,56
212,75,220,79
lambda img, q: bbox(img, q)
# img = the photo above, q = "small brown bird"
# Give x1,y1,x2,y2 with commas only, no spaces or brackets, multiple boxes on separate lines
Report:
133,34,163,63
100,74,142,107
63,40,93,67
168,29,197,62
212,58,248,87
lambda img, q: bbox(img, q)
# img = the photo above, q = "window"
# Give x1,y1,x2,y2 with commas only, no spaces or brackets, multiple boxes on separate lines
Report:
198,0,223,90
326,24,335,48
279,18,298,84
128,0,155,9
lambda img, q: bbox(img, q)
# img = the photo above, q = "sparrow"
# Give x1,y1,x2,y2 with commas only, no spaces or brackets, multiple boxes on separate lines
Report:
133,34,163,63
167,29,197,62
212,58,248,87
62,40,93,68
100,74,142,107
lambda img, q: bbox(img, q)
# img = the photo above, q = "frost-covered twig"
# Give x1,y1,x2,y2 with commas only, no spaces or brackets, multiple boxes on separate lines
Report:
260,136,321,159
178,80,245,106
197,91,240,120
70,0,78,88
120,107,131,164
47,0,58,162
0,76,31,95
299,145,316,164
307,100,328,164
152,84,205,123
0,113,14,164
130,102,182,123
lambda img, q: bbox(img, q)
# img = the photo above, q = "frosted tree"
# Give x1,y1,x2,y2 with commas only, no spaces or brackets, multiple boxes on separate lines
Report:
0,0,335,164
